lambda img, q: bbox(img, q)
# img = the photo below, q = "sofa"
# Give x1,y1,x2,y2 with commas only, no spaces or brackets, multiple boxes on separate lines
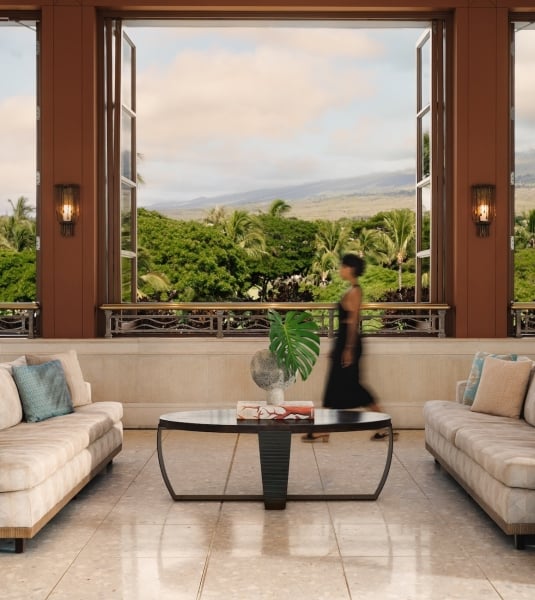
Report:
0,350,123,553
424,351,535,549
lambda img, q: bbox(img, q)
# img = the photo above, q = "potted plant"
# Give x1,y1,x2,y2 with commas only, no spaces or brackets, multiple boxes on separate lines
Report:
250,309,320,404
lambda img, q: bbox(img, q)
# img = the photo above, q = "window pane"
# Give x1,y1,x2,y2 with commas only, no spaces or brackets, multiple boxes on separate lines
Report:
419,112,431,180
121,112,132,180
122,37,133,110
121,186,133,251
418,34,431,110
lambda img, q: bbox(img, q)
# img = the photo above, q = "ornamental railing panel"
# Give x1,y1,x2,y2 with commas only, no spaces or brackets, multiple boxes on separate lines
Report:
100,302,450,339
0,303,40,338
511,303,535,337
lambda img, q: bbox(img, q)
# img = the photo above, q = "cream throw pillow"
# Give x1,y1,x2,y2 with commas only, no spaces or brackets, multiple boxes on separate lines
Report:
470,356,533,418
25,349,91,407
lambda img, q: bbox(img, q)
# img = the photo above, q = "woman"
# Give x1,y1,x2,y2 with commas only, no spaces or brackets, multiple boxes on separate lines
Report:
303,253,390,442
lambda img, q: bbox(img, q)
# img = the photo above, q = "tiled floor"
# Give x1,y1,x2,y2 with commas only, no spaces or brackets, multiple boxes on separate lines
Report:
2,429,534,600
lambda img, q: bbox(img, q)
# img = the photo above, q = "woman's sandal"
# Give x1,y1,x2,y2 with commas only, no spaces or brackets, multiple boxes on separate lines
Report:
301,433,330,443
371,430,399,441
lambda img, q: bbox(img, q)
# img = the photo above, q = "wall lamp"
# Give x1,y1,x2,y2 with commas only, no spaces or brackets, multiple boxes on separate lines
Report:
55,184,80,237
471,184,495,238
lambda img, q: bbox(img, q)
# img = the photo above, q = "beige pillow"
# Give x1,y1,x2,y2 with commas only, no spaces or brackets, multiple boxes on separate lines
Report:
522,371,535,426
0,367,23,430
25,349,91,407
471,356,533,418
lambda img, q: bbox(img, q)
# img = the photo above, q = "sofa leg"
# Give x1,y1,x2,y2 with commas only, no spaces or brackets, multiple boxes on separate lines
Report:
514,534,525,550
15,538,24,553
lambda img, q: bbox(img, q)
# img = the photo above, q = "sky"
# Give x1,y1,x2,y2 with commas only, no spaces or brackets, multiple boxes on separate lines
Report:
2,19,535,216
131,23,425,207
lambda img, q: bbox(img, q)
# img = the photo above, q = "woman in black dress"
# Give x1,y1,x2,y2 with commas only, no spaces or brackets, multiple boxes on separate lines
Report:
303,253,388,442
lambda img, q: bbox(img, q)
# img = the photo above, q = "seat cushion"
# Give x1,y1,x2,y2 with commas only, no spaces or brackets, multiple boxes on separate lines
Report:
454,422,535,489
0,402,123,493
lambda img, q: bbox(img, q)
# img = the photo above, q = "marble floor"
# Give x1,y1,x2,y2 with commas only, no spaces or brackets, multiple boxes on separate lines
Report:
2,429,534,600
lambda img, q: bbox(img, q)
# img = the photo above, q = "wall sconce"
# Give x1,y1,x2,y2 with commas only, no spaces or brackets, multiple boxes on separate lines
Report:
471,184,495,238
55,184,80,237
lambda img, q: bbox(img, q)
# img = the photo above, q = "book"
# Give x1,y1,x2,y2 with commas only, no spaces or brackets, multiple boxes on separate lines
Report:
237,400,314,420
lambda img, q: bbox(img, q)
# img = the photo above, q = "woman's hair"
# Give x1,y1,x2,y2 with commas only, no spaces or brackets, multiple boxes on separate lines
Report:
341,253,366,277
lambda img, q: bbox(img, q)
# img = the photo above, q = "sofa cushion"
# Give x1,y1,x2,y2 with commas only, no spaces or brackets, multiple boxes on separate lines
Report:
0,402,123,492
26,349,91,407
12,360,73,423
470,356,532,418
462,351,517,405
424,400,509,444
454,422,535,489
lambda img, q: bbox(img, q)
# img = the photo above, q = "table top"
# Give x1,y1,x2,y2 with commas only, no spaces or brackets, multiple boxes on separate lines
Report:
158,408,391,434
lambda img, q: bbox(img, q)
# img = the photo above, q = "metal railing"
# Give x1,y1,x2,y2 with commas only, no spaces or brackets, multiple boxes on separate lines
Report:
0,303,40,338
100,302,450,339
511,302,535,337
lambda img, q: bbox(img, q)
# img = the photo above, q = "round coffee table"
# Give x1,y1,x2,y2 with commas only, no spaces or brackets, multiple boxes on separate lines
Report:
157,408,393,509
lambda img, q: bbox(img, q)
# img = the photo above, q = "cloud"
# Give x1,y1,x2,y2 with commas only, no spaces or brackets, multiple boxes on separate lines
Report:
0,96,36,212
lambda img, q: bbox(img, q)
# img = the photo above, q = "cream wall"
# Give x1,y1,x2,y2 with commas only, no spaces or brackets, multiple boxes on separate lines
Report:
2,338,534,429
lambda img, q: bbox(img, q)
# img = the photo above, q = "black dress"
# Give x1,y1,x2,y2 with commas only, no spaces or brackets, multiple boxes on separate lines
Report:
323,294,375,409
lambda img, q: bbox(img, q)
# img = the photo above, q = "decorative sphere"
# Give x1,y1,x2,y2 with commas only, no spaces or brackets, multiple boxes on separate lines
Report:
250,349,295,391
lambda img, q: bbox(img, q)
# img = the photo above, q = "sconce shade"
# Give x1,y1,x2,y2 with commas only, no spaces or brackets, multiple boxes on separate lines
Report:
471,184,495,237
55,184,80,237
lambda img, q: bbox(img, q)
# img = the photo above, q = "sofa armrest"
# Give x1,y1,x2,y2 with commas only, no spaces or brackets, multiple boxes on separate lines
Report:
456,380,469,404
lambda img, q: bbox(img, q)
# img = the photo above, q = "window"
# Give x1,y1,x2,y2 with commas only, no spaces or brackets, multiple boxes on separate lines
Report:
0,16,38,302
102,19,447,307
512,20,535,303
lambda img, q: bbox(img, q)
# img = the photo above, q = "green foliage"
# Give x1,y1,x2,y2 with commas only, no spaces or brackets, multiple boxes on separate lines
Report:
137,209,250,301
246,215,318,300
514,249,535,301
268,310,320,381
0,250,36,301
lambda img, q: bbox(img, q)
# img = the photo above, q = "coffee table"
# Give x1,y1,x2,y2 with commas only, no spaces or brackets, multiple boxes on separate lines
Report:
157,408,393,509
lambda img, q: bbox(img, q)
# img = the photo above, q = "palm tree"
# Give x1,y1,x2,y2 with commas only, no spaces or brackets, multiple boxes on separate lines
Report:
220,210,266,259
268,199,291,217
311,221,349,285
8,196,34,221
375,209,416,290
345,227,381,262
0,196,36,251
204,205,227,227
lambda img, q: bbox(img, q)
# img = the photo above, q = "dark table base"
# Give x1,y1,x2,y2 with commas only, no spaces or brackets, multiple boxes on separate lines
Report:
157,426,394,509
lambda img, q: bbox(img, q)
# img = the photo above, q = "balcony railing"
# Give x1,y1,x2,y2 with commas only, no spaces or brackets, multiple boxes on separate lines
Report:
511,302,535,337
100,302,450,339
0,303,40,338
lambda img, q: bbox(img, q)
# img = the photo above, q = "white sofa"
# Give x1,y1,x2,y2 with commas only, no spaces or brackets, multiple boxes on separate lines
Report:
424,353,535,549
0,351,123,552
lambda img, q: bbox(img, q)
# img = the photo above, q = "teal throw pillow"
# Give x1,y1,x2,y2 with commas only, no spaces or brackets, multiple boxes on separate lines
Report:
12,360,73,423
462,351,517,405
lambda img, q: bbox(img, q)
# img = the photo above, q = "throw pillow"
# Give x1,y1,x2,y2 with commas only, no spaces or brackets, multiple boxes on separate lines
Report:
0,368,23,430
522,370,535,426
470,356,533,418
12,360,73,423
462,351,517,405
25,349,90,407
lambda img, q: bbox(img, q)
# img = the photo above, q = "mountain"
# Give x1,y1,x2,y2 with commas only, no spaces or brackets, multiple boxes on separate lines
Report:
146,169,415,220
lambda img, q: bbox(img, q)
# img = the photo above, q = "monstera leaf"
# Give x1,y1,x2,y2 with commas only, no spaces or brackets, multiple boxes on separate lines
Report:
268,309,320,381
